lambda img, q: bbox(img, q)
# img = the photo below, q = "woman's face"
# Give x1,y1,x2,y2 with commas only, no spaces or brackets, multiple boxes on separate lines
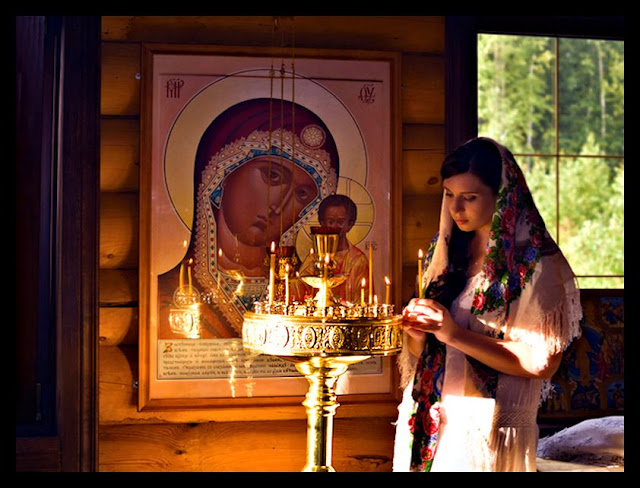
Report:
442,172,497,234
221,156,319,246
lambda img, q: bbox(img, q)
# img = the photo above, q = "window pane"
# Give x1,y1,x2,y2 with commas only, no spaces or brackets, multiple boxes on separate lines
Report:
559,38,625,156
518,155,557,241
478,34,555,154
558,157,624,277
479,34,623,290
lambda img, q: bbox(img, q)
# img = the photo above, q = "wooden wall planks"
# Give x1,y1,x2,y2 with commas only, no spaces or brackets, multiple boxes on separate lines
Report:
98,15,445,472
101,16,445,54
99,193,139,269
100,43,140,116
100,417,395,472
100,119,140,192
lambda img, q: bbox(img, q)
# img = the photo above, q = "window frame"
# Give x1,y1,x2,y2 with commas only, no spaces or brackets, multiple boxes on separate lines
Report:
445,16,624,288
15,15,100,471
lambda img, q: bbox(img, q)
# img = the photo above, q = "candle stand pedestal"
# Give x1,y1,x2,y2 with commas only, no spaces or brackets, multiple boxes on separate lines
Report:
242,312,402,472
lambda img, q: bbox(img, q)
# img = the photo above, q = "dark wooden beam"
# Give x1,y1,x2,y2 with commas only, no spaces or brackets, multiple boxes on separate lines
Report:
55,15,101,472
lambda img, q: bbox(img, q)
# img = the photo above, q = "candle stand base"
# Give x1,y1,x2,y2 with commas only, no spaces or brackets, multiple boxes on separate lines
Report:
242,312,402,472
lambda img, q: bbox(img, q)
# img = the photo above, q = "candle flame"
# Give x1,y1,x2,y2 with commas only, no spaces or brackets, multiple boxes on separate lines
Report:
271,241,276,252
218,248,223,258
324,253,330,264
374,294,378,304
418,248,424,259
361,277,366,287
384,276,391,285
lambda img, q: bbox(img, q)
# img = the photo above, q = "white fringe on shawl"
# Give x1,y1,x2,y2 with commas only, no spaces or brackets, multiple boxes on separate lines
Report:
397,251,583,393
496,251,583,400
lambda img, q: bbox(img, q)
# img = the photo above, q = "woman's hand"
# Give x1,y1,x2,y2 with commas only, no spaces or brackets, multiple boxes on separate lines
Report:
402,298,459,345
402,298,564,380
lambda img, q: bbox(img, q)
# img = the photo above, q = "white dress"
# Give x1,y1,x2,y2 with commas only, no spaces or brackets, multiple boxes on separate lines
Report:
393,252,582,472
394,273,545,472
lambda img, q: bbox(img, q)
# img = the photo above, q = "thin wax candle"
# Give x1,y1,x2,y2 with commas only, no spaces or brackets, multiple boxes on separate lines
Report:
368,243,373,305
323,254,330,308
384,276,391,305
285,263,290,307
418,249,424,298
269,241,276,305
179,239,188,290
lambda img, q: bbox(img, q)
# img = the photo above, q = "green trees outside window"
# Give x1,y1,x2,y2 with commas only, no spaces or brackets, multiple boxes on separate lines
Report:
478,35,624,289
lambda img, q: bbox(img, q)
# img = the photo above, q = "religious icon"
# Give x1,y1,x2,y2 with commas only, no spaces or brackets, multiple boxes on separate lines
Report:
140,48,397,405
158,98,340,340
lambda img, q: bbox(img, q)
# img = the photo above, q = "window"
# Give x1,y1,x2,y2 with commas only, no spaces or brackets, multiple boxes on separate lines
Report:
477,34,624,289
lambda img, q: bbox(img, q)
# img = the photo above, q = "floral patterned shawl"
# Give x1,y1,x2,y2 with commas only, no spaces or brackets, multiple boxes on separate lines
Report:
407,137,582,471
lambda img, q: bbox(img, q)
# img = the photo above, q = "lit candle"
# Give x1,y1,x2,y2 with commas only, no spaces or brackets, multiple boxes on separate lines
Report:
323,253,330,308
188,258,193,293
360,278,366,307
384,276,391,305
269,241,276,305
368,243,373,305
179,239,188,290
217,248,223,289
418,249,424,298
285,263,290,307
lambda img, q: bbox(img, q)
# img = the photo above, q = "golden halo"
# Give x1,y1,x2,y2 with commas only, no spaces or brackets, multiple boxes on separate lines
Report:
164,68,368,233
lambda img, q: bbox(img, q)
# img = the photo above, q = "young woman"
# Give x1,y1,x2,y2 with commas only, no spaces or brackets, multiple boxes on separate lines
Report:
393,138,583,472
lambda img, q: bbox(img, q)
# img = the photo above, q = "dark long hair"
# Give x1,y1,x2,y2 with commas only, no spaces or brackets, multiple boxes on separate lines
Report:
425,139,503,308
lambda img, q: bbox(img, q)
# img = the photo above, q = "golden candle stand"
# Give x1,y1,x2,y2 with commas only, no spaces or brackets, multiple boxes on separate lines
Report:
242,228,403,472
242,311,402,471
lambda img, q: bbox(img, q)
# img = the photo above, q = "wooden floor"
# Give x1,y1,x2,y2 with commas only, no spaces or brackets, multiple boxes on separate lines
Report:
536,458,624,472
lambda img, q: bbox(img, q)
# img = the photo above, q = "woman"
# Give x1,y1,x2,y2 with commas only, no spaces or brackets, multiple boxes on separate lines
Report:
393,138,582,472
157,98,339,339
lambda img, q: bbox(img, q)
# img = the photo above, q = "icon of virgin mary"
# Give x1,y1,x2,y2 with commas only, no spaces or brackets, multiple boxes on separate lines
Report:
157,98,340,339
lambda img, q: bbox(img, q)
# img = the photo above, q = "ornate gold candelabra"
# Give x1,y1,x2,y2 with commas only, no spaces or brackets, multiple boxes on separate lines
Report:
242,228,402,472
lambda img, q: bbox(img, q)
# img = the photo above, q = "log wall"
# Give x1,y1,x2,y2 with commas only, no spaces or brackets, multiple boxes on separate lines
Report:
99,15,445,472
